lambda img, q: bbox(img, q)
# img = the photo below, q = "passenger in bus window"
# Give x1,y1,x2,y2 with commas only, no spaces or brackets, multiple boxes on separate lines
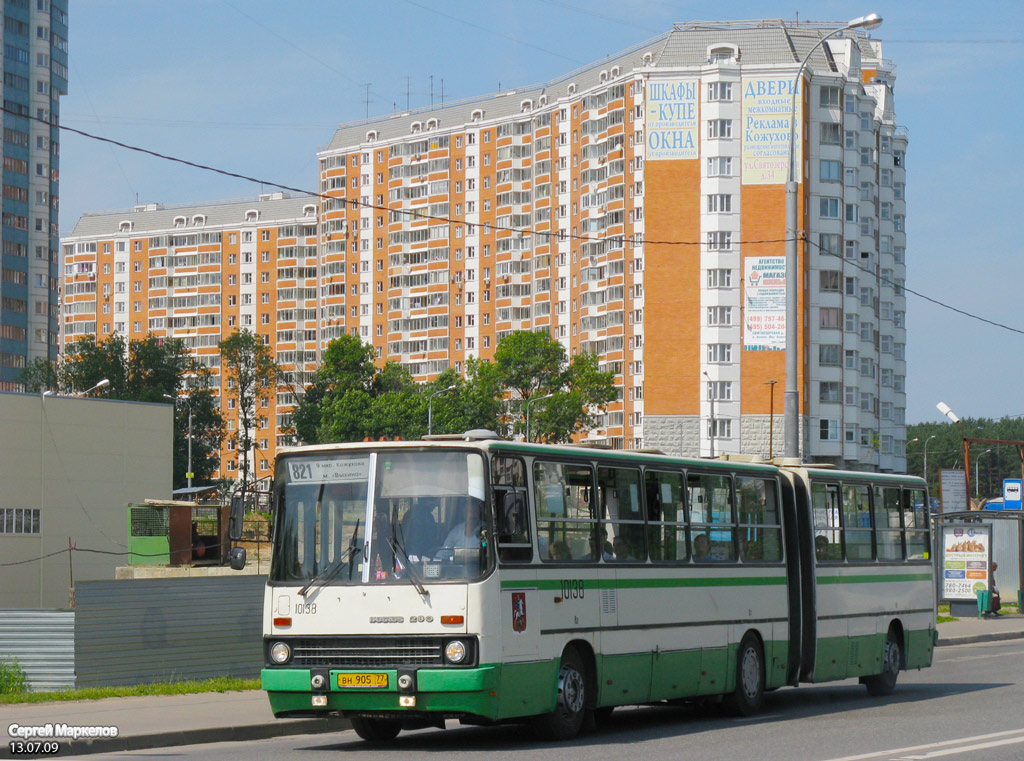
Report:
693,533,710,561
549,540,572,561
400,499,440,560
612,535,635,561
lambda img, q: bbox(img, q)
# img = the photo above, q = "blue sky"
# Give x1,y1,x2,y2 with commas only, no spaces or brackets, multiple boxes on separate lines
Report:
58,1,1023,425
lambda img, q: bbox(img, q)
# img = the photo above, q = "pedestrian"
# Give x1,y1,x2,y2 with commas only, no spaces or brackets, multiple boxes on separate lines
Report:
990,561,1002,617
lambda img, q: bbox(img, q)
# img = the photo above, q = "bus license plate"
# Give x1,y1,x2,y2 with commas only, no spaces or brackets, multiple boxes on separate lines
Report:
338,673,388,689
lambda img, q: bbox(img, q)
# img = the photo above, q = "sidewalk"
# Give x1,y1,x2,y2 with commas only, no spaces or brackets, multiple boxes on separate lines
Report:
4,616,1023,758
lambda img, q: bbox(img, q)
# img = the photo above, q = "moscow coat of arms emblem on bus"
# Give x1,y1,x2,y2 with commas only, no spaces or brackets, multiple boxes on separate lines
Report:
511,592,527,632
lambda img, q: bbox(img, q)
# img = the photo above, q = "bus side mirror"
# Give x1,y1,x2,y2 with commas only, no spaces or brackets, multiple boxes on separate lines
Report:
229,546,246,571
498,492,527,537
229,494,244,541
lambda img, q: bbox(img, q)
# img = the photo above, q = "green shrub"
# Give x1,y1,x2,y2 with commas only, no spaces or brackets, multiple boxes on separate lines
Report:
0,658,28,694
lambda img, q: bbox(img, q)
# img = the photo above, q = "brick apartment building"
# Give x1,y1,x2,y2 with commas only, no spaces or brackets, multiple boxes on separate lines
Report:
61,19,909,478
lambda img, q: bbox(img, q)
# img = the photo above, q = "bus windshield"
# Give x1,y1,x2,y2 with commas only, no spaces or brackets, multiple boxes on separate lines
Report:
270,449,490,586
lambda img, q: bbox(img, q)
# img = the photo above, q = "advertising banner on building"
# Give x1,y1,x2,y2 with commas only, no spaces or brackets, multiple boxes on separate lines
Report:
741,77,800,185
940,523,991,602
743,256,786,350
645,78,698,161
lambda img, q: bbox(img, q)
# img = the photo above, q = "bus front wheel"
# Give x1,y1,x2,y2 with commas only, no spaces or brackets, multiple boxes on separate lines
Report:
350,716,401,742
724,633,765,716
864,628,901,696
534,647,588,741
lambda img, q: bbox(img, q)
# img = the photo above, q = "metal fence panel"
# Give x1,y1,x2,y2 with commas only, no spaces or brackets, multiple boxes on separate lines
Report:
0,609,75,691
74,576,266,687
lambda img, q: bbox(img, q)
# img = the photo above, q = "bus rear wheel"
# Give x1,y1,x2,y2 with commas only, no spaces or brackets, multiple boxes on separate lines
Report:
350,716,401,742
724,633,764,716
534,647,588,741
864,628,901,696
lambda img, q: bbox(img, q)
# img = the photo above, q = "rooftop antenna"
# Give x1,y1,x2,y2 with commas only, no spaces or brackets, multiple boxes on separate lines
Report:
429,75,434,106
440,78,445,106
404,75,412,111
362,83,372,120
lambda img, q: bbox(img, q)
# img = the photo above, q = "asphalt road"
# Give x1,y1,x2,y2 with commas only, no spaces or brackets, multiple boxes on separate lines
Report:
76,639,1024,761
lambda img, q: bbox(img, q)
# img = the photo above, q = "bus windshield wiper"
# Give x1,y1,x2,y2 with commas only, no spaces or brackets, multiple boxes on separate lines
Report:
388,506,428,598
301,519,362,597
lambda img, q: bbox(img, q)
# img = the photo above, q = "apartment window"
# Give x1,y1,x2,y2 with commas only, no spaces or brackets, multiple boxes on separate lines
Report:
707,157,732,177
860,147,873,166
707,119,732,139
707,81,733,101
819,344,841,366
819,198,840,218
707,268,732,288
845,312,859,333
845,204,859,223
707,194,732,213
819,270,840,291
707,343,732,363
820,122,841,144
819,381,841,403
819,419,840,441
819,233,841,256
706,381,732,401
707,306,733,326
860,112,873,130
845,350,857,369
894,215,905,232
819,160,841,182
706,232,732,250
819,307,841,329
819,86,841,107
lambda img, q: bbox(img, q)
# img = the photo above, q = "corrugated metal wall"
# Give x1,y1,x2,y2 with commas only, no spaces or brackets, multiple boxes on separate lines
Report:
75,576,266,687
0,609,75,691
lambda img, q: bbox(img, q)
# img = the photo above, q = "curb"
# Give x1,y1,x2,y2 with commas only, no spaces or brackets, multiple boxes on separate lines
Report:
937,630,1024,647
2,717,351,759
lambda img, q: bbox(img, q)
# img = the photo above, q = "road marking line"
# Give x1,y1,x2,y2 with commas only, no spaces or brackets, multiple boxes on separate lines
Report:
894,733,1024,759
816,728,1024,761
941,649,1024,663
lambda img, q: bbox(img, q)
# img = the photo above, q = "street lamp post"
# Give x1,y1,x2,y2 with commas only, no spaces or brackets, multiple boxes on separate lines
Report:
764,379,778,459
784,13,883,460
703,371,716,458
937,402,970,499
427,384,457,436
525,393,554,443
976,449,991,498
164,394,193,491
923,434,937,483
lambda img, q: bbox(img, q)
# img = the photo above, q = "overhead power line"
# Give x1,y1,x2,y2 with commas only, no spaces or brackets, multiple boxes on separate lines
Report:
12,103,1019,339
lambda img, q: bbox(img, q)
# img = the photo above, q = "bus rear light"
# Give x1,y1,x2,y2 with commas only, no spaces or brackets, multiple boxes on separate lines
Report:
274,617,292,627
441,615,464,625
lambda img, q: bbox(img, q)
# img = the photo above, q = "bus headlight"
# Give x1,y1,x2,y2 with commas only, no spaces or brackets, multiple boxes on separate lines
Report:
444,640,467,664
270,641,291,664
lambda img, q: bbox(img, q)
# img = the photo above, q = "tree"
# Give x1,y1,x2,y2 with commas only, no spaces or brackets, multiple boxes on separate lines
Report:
18,357,57,393
292,334,375,444
219,329,279,489
56,333,224,489
59,334,129,397
493,330,616,442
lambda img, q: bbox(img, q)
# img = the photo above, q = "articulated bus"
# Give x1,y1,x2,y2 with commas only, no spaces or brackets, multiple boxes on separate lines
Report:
258,432,936,742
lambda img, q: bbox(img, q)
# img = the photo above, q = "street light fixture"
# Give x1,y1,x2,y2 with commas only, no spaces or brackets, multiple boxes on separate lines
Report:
525,392,555,443
427,384,457,436
75,378,110,397
784,13,883,460
164,393,194,491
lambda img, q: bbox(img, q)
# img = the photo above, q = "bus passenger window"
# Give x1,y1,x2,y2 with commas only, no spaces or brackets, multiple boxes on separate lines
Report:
493,455,532,562
645,470,686,562
811,482,842,561
534,461,596,562
904,487,930,559
843,484,873,561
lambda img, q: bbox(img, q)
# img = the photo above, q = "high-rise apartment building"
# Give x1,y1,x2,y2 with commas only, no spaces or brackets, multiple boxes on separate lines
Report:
62,20,909,475
0,0,67,390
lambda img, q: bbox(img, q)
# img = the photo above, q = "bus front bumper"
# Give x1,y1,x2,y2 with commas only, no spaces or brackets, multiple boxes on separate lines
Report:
263,666,502,719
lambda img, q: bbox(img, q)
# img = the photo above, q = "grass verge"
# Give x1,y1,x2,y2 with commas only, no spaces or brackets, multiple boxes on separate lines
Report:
0,676,261,704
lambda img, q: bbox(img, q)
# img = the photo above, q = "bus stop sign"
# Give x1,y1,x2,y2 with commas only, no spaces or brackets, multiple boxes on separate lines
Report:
1003,479,1023,510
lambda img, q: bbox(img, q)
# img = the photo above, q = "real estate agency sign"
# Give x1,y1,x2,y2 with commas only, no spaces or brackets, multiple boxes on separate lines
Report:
940,523,992,601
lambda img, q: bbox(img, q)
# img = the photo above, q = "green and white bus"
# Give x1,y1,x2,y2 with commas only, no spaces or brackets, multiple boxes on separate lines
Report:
259,432,935,742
